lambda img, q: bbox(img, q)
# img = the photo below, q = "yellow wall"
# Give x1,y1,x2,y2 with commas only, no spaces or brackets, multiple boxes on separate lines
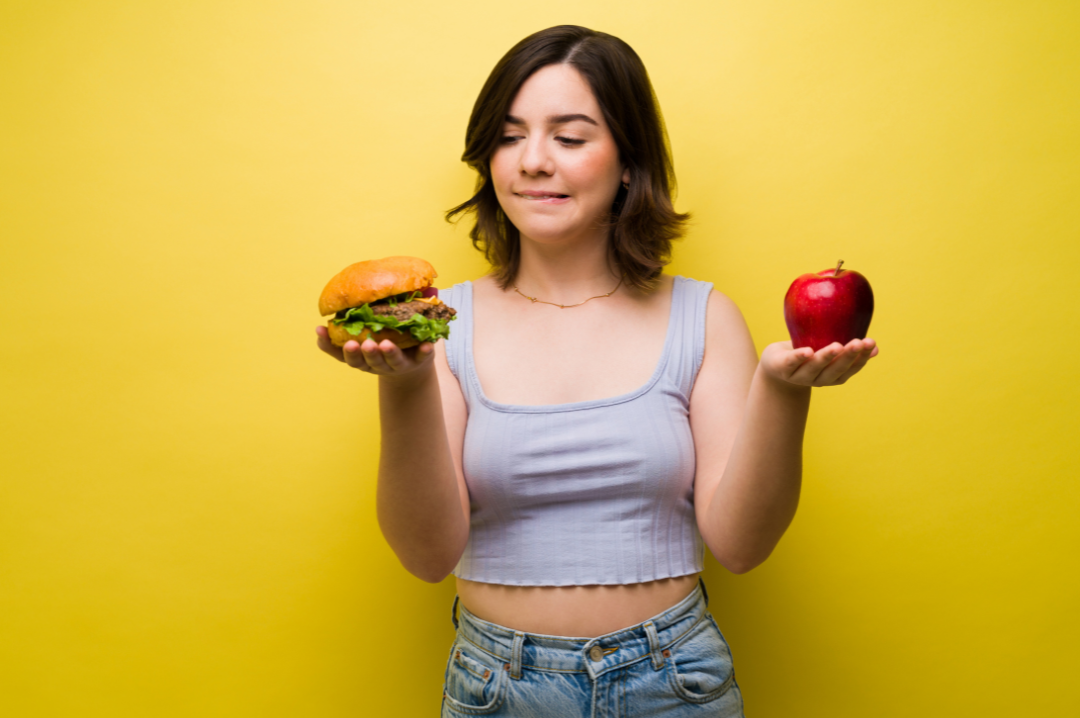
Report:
2,2,1077,716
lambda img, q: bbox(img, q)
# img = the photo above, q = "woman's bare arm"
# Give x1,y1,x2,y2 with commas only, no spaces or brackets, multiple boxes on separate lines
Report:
316,327,469,582
689,292,877,574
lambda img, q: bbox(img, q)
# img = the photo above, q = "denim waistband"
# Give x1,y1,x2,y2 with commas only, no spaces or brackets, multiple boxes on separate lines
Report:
451,580,711,679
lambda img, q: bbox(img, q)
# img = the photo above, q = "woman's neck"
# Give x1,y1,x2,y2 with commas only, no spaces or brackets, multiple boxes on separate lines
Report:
512,232,621,305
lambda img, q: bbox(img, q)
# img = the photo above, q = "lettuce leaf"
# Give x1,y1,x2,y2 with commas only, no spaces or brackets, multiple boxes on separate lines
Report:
330,303,455,343
384,290,423,307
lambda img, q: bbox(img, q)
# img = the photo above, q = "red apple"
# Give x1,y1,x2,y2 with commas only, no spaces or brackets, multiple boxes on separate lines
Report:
784,260,874,351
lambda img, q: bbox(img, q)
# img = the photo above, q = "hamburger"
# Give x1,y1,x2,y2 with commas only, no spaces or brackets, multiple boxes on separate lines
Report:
318,256,457,349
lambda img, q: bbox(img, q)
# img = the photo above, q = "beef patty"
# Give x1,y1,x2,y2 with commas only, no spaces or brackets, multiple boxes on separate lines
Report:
371,299,456,323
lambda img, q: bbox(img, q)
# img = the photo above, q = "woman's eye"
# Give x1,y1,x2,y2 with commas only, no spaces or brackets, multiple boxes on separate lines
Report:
500,135,523,144
557,136,585,146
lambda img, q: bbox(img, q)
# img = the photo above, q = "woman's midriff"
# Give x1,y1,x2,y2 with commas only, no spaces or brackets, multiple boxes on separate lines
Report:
456,574,700,638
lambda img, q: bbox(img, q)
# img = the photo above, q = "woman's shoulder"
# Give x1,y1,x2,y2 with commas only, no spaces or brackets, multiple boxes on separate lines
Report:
469,273,498,294
440,278,478,310
441,274,512,320
660,274,747,340
664,273,737,305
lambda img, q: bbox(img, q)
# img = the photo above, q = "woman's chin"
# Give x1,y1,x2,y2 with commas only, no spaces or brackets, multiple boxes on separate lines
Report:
513,219,608,247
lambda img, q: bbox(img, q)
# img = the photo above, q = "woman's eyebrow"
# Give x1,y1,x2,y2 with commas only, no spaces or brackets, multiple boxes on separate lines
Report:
504,113,599,126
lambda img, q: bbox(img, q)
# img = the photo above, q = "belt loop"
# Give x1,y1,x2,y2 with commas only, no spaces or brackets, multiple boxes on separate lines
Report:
698,577,710,606
643,621,664,671
451,596,460,630
510,631,526,680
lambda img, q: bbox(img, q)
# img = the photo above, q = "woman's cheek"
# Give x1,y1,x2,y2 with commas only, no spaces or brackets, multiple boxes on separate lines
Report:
489,148,517,188
573,148,623,191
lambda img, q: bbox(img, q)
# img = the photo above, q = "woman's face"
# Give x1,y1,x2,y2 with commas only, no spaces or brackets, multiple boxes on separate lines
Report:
490,63,629,247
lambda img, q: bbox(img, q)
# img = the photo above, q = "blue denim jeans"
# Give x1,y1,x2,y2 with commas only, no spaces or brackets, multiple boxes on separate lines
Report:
442,581,744,717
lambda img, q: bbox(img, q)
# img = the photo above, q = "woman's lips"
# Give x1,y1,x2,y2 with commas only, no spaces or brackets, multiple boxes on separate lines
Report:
516,191,570,204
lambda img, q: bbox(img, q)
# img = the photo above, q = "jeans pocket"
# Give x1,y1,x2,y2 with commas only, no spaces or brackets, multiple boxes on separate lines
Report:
442,642,506,715
666,616,737,704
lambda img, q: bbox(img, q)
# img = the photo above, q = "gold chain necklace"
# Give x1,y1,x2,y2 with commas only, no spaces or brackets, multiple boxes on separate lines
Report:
512,275,625,309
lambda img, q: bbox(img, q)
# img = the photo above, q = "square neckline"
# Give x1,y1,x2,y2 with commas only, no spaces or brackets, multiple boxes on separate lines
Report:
460,276,686,414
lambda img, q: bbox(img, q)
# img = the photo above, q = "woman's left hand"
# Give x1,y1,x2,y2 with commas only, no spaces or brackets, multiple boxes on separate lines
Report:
760,338,879,388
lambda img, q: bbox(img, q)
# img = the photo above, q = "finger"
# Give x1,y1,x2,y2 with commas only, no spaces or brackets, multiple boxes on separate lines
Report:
380,340,412,372
359,339,393,373
316,326,345,362
414,341,436,364
782,346,815,376
812,341,864,385
401,342,436,371
343,340,374,371
788,342,845,384
761,342,812,380
834,340,879,383
833,352,872,384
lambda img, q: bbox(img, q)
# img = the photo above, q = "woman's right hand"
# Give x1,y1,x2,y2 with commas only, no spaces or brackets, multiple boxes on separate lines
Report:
315,325,437,382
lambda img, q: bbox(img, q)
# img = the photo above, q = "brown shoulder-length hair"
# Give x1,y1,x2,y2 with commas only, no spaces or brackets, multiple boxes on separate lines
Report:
445,25,689,291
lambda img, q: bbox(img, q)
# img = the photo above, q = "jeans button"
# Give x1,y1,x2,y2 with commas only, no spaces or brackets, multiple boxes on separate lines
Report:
589,645,603,662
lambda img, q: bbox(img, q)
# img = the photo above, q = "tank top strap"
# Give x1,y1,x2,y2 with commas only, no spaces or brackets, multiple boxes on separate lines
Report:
662,276,714,399
440,281,477,407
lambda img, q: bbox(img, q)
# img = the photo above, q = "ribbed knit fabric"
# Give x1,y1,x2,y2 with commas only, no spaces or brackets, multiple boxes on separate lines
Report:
441,276,712,586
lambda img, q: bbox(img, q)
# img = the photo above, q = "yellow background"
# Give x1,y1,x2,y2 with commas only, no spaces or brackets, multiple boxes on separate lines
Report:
2,2,1078,716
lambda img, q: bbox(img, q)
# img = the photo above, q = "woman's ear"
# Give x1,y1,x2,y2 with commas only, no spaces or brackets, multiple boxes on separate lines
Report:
622,167,630,185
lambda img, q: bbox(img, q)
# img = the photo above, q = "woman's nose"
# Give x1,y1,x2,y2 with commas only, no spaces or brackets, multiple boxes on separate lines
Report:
520,137,554,176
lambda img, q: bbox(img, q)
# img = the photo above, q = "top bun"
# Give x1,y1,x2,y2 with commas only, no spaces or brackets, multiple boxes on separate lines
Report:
318,256,437,316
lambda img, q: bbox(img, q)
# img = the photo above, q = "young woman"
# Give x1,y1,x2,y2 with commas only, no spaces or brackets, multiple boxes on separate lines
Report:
317,25,877,718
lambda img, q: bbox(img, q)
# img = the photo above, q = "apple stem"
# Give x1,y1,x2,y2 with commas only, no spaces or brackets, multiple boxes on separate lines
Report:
835,259,844,276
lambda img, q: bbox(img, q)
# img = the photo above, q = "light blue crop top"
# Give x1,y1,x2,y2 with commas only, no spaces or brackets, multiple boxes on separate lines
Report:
441,276,712,586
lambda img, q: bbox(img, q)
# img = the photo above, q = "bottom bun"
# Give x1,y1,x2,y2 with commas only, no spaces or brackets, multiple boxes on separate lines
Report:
326,322,420,349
